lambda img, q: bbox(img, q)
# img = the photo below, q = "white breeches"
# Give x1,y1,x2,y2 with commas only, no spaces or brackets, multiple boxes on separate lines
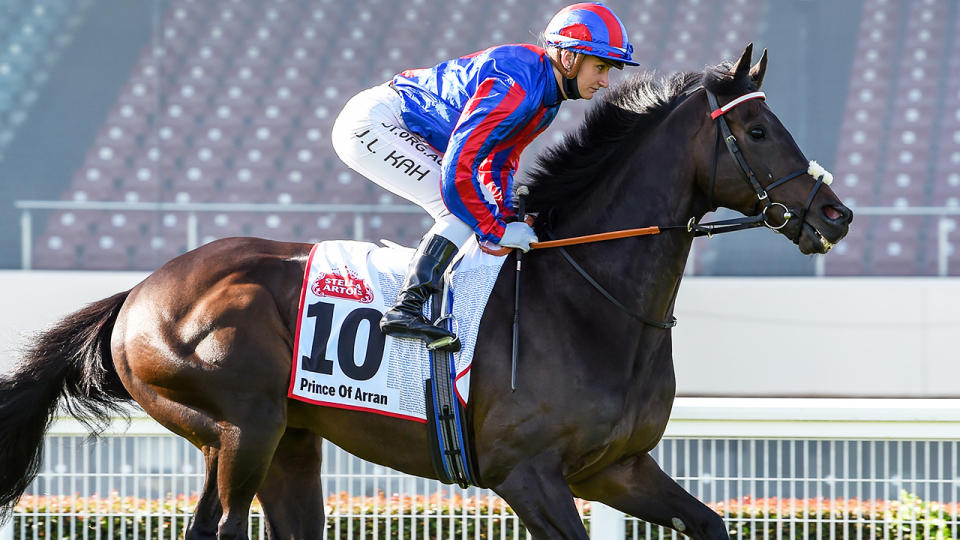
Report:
331,84,474,247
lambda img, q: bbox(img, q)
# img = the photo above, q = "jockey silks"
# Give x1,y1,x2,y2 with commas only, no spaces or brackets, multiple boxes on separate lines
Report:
391,44,563,243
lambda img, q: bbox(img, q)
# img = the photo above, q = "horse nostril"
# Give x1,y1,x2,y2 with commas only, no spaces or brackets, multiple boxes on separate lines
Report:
822,204,852,224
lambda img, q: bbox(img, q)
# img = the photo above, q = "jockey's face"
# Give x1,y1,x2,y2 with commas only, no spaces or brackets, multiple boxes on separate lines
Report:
577,55,612,99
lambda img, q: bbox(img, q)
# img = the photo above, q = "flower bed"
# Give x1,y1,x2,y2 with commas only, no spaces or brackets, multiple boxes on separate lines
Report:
11,492,540,539
10,491,959,539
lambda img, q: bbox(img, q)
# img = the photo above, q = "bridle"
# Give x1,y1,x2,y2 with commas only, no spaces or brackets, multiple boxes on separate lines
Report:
699,88,828,241
525,86,834,328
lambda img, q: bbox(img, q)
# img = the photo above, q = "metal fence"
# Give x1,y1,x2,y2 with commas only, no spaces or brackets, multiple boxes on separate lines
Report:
13,200,426,270
14,201,960,276
4,398,960,539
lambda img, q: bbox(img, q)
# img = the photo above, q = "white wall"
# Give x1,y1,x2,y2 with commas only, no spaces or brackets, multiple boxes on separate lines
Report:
672,278,960,397
2,271,958,397
0,271,147,373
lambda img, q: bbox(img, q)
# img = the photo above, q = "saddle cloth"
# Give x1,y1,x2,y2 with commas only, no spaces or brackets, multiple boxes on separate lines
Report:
287,238,506,422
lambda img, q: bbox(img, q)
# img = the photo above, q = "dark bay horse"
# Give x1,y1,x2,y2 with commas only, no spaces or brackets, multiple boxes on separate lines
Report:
0,45,852,539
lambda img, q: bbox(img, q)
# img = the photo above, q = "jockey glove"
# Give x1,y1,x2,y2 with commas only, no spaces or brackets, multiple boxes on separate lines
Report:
499,222,538,252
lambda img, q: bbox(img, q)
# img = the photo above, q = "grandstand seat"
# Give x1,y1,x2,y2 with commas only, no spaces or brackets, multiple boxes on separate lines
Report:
932,171,960,207
70,165,120,201
293,213,356,244
248,213,299,241
202,102,247,133
323,169,374,204
120,163,164,202
868,239,921,275
80,235,131,270
274,165,323,202
823,231,867,276
300,96,337,133
876,170,929,207
175,157,224,193
865,216,926,275
155,211,188,240
132,234,187,271
33,234,83,270
44,211,96,241
369,213,431,246
217,83,260,112
99,212,152,243
266,82,309,111
279,144,325,181
219,159,274,203
198,212,249,241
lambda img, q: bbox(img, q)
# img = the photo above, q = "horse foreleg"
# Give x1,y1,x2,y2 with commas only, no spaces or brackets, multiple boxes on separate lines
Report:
492,460,589,540
256,428,325,539
571,453,729,540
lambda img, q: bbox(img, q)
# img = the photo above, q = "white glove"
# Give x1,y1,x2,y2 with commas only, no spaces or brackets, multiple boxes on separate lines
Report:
498,221,538,252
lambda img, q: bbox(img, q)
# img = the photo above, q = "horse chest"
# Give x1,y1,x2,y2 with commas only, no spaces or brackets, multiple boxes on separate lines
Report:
563,346,676,481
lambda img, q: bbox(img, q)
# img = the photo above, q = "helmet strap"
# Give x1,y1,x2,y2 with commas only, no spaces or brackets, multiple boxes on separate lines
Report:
547,49,586,100
562,74,582,100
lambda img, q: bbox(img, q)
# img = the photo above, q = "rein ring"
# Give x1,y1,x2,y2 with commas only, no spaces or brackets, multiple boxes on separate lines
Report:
762,202,792,230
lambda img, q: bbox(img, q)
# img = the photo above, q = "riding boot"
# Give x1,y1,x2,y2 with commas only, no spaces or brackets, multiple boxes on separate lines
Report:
380,234,461,352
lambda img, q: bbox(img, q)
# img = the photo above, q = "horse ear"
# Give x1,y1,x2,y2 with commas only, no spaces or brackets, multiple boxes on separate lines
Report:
731,43,753,80
750,48,768,89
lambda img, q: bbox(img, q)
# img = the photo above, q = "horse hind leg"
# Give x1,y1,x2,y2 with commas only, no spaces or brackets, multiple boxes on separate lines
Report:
112,374,224,539
255,428,326,539
184,445,222,540
125,375,286,540
570,453,729,540
213,412,287,540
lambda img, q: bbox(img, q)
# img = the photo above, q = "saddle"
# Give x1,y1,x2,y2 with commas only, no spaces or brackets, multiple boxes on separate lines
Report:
287,239,501,488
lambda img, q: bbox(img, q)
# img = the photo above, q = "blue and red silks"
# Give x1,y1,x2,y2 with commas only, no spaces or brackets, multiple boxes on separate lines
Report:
392,44,562,243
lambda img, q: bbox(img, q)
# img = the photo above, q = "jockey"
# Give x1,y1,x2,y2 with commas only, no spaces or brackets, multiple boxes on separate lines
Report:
332,2,638,351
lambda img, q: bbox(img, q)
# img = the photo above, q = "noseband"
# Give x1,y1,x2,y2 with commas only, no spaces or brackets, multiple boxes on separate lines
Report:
701,89,827,241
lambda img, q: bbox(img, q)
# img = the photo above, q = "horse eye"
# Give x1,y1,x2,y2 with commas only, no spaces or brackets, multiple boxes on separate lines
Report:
749,126,766,140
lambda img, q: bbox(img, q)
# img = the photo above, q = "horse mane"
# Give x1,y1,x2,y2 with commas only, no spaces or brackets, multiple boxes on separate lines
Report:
519,62,758,217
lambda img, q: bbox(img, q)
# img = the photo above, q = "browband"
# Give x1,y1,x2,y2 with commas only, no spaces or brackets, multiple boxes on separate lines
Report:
709,91,766,119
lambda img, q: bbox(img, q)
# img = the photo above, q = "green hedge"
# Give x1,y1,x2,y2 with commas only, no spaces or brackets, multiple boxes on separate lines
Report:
11,491,959,539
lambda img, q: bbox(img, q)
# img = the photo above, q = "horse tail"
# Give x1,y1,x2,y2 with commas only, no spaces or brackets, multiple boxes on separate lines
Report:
0,290,132,515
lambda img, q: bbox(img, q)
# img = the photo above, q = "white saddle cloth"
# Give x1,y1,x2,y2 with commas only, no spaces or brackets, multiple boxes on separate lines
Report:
287,238,506,422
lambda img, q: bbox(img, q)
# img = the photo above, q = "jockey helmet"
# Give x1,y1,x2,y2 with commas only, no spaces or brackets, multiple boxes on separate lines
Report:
543,2,638,69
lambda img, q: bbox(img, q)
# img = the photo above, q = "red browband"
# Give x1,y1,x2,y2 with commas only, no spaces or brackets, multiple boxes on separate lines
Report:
709,91,766,119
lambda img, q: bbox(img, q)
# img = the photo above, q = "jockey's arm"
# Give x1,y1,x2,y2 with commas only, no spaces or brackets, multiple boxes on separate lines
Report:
440,76,536,244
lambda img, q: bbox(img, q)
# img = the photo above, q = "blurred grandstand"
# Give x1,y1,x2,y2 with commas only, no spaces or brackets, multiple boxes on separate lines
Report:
2,0,958,275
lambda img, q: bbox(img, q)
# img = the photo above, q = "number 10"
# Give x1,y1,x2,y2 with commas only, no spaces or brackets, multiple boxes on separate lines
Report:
301,301,386,381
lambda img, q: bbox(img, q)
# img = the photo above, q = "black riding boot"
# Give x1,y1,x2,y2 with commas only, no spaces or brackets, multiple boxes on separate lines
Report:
380,234,461,352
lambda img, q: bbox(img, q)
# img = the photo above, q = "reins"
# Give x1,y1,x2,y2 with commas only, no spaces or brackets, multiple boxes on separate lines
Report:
491,86,832,329
524,88,822,250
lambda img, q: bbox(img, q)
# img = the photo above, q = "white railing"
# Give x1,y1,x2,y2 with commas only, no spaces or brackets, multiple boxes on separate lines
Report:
14,200,425,270
5,398,960,540
15,201,960,276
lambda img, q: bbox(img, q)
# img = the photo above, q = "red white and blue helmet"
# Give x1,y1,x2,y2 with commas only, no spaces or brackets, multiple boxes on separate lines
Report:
544,2,638,67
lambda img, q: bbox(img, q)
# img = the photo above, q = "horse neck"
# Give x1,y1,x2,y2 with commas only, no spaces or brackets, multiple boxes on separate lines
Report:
546,104,708,328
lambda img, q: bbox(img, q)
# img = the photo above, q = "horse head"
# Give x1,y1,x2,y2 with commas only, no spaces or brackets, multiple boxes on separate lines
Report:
692,43,853,254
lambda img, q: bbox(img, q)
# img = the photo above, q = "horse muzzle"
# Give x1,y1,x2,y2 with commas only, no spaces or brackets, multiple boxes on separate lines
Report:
791,202,853,255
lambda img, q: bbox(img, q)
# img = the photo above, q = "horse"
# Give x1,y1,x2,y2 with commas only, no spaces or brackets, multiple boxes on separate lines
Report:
0,44,852,539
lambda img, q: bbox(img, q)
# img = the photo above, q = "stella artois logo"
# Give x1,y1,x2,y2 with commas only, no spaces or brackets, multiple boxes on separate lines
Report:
311,268,374,303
